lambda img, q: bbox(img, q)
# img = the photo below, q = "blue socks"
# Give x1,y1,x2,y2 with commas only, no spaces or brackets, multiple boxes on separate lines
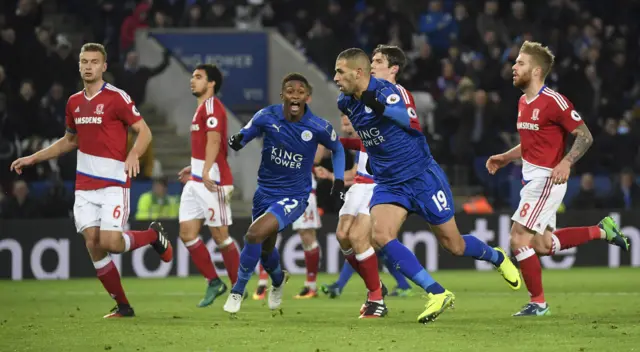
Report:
231,242,261,295
381,239,445,294
378,251,411,290
260,248,285,287
336,261,355,289
462,235,504,266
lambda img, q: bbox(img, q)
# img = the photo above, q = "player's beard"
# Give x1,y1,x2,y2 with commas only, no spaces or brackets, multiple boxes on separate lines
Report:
514,74,530,90
191,88,206,98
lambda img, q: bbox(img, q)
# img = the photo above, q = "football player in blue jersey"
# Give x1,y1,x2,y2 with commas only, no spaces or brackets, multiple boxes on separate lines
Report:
223,73,346,316
334,48,521,324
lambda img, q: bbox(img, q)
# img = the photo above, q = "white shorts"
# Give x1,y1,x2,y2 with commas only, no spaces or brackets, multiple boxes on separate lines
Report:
73,187,130,233
511,177,566,234
179,181,233,227
339,183,376,217
292,192,321,230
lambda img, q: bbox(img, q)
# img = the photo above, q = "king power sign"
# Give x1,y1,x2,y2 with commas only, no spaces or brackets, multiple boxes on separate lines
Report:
1,212,638,280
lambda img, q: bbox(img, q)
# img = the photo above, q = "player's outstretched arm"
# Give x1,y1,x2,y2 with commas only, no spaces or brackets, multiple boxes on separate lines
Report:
229,111,265,151
10,132,78,175
339,137,362,150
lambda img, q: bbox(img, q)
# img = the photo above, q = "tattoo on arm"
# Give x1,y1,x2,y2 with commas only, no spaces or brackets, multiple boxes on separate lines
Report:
563,124,593,165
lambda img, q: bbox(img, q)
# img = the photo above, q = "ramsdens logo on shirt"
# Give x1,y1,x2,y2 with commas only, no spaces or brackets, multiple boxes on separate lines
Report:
74,117,102,125
517,122,539,131
271,147,303,169
357,127,385,147
190,124,200,132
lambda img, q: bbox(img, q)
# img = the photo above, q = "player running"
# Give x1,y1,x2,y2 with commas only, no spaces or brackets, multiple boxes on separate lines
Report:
486,41,630,317
334,48,520,324
176,64,241,308
253,173,323,301
321,45,416,299
10,43,172,318
223,73,346,316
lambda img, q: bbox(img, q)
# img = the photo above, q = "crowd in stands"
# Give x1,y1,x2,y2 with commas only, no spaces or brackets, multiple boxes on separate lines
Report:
2,0,640,218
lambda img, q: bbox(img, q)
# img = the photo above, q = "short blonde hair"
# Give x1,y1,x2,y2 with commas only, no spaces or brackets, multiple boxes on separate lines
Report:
80,43,107,62
520,41,555,78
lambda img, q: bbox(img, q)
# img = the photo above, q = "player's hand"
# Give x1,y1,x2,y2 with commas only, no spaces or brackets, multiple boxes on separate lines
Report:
360,91,385,115
124,152,140,178
551,160,571,185
178,166,191,184
202,172,218,192
10,155,36,175
485,154,510,175
331,179,345,205
228,133,244,151
314,166,332,180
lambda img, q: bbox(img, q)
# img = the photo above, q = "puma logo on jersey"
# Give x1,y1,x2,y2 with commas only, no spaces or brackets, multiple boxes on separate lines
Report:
272,124,281,132
74,116,103,124
517,122,539,131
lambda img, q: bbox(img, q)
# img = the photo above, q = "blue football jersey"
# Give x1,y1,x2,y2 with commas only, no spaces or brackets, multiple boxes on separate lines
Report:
238,104,344,198
338,77,434,185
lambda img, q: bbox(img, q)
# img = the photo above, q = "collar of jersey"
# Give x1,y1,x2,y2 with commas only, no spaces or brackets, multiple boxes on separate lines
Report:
537,85,547,95
83,82,107,100
278,104,313,123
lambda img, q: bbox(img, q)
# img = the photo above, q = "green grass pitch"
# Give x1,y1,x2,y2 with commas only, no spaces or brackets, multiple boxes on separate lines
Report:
1,268,639,352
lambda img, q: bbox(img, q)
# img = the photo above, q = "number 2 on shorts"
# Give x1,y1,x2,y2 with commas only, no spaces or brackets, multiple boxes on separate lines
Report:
431,190,448,212
277,198,299,214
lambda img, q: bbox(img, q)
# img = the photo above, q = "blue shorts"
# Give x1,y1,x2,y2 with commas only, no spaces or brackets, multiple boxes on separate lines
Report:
369,162,454,225
252,188,308,232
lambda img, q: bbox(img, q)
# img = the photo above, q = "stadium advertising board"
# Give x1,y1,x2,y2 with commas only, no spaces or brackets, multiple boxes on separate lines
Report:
1,211,638,280
151,30,268,112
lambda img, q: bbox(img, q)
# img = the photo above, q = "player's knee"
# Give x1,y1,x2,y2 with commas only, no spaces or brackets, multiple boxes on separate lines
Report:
209,227,229,245
531,234,552,255
178,229,198,243
98,233,123,252
336,228,349,242
510,225,532,249
245,225,266,244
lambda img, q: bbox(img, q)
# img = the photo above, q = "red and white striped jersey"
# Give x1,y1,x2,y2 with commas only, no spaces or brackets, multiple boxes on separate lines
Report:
396,84,421,131
517,86,584,180
65,82,142,190
189,96,233,186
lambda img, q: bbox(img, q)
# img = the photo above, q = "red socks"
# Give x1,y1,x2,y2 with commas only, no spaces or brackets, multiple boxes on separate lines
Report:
548,226,601,255
514,246,545,303
184,238,218,281
356,248,383,302
219,239,240,285
122,229,157,252
304,242,320,288
94,256,129,305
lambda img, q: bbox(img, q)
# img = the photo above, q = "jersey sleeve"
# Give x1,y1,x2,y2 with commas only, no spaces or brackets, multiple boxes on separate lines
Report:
114,90,143,126
203,98,225,133
401,89,422,131
551,94,584,132
317,120,345,181
377,85,413,130
238,108,266,145
65,98,76,134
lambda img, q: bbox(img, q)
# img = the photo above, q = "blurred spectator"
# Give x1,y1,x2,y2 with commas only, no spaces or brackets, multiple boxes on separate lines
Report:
39,175,73,218
135,176,179,220
418,0,456,56
120,1,150,53
8,80,40,140
112,49,170,105
606,168,640,210
0,179,41,219
40,82,66,138
180,3,206,28
570,173,603,209
49,36,79,95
